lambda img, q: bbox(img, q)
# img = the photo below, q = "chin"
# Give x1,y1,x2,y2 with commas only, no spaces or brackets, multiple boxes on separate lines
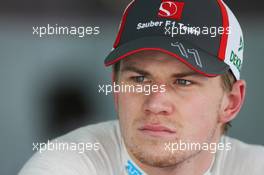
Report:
131,146,193,167
127,136,202,167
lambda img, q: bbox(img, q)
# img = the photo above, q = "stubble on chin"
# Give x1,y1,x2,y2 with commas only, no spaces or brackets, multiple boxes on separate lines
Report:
125,123,218,168
125,134,190,167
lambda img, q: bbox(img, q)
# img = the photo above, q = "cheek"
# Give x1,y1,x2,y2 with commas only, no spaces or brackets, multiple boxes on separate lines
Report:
117,93,144,132
178,92,221,138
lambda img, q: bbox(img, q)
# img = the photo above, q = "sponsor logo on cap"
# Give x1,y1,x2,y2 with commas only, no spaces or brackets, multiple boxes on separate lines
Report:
230,50,242,72
238,36,244,52
158,0,185,20
171,42,203,68
230,36,243,72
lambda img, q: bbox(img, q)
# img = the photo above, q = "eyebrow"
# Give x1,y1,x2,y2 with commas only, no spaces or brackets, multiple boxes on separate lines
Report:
121,65,204,79
121,65,151,76
171,71,203,78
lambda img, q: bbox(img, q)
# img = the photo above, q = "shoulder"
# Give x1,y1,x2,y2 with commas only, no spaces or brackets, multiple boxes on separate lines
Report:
226,136,264,161
214,136,264,174
19,120,122,175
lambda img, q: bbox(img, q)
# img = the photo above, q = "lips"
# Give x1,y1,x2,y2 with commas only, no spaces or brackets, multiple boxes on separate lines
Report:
138,124,176,137
140,125,176,133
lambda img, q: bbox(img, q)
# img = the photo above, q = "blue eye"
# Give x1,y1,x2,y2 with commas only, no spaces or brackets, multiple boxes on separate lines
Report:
131,76,145,83
175,79,192,86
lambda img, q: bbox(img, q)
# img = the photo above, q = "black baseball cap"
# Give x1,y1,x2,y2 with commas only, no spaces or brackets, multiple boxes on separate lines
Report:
104,0,244,80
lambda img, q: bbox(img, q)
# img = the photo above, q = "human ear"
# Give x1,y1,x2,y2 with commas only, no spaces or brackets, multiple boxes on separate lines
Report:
112,72,119,112
219,80,246,123
113,91,118,112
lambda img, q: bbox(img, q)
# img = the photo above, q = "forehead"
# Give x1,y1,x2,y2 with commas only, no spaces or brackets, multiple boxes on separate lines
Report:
120,50,193,72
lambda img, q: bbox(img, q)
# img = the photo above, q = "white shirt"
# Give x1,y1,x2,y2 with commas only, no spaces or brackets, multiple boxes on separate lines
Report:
19,120,264,175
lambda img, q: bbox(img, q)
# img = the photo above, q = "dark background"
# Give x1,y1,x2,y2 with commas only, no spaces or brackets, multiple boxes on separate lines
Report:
0,0,263,174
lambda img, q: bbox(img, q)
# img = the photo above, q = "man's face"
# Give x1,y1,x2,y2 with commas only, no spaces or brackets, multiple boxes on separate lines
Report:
115,51,226,167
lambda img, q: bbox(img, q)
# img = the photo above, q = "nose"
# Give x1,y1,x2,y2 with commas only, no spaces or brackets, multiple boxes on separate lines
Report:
143,91,174,116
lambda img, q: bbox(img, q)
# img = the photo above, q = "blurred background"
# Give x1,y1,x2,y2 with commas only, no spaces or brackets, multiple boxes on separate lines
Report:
0,0,263,174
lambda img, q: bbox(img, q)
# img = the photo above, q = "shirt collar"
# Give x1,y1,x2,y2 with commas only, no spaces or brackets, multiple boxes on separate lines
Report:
121,139,215,175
